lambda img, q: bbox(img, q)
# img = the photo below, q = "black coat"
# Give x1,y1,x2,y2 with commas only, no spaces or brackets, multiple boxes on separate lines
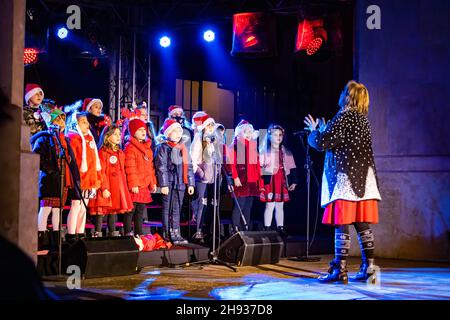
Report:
154,140,195,189
308,109,379,198
31,131,63,199
31,131,81,200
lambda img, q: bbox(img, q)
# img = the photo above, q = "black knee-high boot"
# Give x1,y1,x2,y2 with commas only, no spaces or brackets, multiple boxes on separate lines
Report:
318,225,350,284
38,231,50,251
351,223,376,281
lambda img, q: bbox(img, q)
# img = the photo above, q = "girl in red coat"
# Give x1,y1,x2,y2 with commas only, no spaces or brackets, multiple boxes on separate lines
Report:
66,112,102,242
88,125,134,237
124,118,158,236
227,120,262,232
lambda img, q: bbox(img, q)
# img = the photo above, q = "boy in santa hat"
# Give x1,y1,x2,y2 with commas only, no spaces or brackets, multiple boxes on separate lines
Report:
65,112,102,243
123,118,158,236
155,119,195,244
162,105,193,143
82,98,111,144
227,119,262,232
31,102,68,251
23,83,46,136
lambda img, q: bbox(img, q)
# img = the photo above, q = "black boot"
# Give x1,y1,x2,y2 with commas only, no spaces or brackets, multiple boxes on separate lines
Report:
38,231,50,251
65,233,77,245
263,226,271,231
49,231,61,252
318,259,348,284
77,233,85,241
277,226,288,238
350,258,377,282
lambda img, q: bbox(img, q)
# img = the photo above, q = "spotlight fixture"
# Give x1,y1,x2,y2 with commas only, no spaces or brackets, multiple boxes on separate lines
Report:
159,36,171,48
231,12,276,57
203,30,215,42
295,18,327,56
57,27,68,39
24,48,39,66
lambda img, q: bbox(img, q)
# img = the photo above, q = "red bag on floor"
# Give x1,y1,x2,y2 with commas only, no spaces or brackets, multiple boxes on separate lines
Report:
153,233,173,250
140,234,156,252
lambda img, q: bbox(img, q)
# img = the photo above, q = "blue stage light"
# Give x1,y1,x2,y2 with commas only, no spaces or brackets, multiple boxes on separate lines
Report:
203,30,215,42
57,27,68,39
159,36,171,48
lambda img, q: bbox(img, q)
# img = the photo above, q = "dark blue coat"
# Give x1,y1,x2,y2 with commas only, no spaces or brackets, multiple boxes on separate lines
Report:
154,140,195,189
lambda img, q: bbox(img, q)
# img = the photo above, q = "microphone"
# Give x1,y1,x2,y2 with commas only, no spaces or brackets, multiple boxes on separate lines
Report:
204,134,216,143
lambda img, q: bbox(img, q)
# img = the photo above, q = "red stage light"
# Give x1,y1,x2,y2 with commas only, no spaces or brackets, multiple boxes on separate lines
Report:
295,19,327,55
24,48,39,65
231,12,276,57
244,35,258,48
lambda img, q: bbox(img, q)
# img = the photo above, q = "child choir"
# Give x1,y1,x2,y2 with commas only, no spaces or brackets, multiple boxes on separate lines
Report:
25,83,298,250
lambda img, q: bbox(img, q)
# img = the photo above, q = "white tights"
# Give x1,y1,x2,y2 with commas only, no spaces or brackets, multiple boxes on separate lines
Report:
37,207,61,231
67,199,89,234
264,202,284,227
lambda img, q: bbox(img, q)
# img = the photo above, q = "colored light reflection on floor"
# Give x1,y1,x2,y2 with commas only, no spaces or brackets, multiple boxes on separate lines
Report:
45,257,450,300
209,268,450,300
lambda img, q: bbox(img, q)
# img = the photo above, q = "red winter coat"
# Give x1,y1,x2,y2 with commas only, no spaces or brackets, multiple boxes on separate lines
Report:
227,138,262,197
124,137,157,203
66,132,101,190
88,147,134,215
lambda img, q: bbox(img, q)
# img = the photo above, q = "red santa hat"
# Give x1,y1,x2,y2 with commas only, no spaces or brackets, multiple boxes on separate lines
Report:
192,111,215,132
162,119,182,137
82,98,103,113
24,83,44,104
235,119,258,139
129,118,146,137
168,105,184,117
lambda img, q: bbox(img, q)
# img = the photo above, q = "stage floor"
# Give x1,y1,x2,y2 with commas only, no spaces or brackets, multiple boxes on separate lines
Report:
44,255,450,300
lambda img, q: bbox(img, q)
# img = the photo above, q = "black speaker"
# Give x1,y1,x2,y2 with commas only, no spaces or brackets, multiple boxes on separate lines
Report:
218,231,284,266
64,236,139,278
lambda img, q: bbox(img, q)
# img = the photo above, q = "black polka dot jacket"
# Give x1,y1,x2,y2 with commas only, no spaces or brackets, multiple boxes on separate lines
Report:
308,109,381,206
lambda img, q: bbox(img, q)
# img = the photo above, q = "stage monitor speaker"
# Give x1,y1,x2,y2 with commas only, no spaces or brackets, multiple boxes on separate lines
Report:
218,231,284,266
64,236,139,278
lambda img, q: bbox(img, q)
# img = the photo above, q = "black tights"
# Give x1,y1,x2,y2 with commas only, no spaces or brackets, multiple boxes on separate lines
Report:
334,222,375,261
94,215,117,234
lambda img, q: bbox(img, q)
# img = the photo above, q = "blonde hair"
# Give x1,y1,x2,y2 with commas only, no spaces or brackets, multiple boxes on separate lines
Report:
99,125,120,152
340,80,370,115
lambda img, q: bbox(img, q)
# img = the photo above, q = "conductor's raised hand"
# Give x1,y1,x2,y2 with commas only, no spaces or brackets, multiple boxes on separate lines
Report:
303,114,320,132
318,117,328,133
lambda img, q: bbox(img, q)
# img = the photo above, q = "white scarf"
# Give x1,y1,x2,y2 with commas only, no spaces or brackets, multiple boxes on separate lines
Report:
76,124,101,173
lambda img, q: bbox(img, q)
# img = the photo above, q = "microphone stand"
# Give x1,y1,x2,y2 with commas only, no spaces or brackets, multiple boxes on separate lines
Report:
294,132,321,262
45,127,88,280
173,141,237,272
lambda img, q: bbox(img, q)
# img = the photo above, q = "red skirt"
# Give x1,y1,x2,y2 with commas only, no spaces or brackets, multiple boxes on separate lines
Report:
130,186,153,204
322,199,379,225
260,169,290,202
40,188,69,207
